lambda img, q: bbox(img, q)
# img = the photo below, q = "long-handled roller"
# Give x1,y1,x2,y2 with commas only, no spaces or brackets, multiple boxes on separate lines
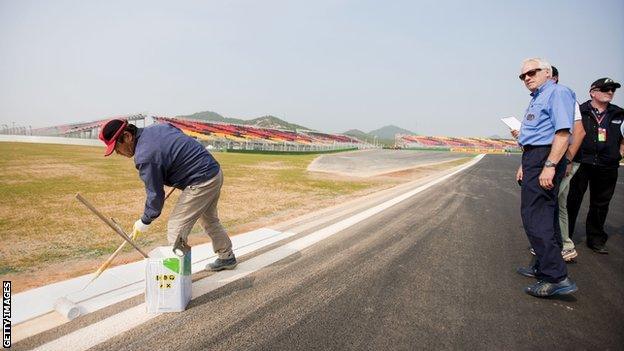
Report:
75,193,149,258
79,187,176,291
74,218,133,293
54,189,174,319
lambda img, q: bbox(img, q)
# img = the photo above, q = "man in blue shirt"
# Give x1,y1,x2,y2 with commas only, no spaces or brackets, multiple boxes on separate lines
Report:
99,119,237,271
514,66,586,262
514,58,577,297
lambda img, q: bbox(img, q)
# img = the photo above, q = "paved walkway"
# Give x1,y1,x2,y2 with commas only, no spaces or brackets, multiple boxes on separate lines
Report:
308,149,471,177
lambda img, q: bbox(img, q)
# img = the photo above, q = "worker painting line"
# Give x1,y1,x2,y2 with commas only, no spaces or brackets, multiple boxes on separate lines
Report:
99,119,237,271
28,155,486,351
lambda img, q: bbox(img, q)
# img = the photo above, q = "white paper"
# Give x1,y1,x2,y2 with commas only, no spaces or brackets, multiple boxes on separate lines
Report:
501,116,521,131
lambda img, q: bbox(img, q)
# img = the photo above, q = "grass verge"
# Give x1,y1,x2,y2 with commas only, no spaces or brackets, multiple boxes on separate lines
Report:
0,142,395,291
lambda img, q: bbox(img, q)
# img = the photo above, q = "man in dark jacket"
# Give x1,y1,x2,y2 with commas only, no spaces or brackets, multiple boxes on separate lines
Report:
567,78,624,254
99,119,237,271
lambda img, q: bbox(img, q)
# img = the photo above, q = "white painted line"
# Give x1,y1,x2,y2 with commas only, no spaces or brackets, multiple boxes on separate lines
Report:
14,228,294,325
31,155,484,351
0,135,102,146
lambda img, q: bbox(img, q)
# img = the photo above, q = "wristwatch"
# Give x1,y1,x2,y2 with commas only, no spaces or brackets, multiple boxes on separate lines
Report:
544,160,557,168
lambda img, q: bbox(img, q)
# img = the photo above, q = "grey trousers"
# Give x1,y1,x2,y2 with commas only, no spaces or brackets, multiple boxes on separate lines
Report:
558,162,580,250
167,169,233,259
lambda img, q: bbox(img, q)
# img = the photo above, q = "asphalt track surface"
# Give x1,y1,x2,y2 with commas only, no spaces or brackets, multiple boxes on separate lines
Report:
18,155,624,350
308,149,470,177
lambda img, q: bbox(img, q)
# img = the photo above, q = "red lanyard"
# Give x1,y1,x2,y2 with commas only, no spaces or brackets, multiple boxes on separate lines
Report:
592,110,606,125
591,108,607,126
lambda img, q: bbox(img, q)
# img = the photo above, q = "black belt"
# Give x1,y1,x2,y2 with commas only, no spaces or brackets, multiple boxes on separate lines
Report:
523,144,551,152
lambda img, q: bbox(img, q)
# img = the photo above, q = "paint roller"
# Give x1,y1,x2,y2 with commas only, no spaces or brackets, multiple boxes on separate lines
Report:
53,218,130,319
54,297,81,320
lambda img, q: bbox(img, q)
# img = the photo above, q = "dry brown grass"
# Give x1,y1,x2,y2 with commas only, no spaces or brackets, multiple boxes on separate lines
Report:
0,144,391,291
0,142,469,292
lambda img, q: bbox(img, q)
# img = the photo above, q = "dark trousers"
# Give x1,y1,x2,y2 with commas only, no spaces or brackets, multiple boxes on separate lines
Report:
521,146,567,283
566,163,619,248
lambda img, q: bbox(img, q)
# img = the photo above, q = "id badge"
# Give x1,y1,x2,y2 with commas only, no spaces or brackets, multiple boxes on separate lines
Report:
598,128,607,142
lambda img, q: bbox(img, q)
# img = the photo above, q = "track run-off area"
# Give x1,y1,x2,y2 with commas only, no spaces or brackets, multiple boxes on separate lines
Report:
14,154,624,350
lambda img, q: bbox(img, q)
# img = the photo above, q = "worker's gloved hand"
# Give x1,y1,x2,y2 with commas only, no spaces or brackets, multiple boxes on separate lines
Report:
132,219,150,240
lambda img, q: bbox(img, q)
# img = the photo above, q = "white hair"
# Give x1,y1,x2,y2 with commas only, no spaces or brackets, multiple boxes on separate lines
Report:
521,58,552,77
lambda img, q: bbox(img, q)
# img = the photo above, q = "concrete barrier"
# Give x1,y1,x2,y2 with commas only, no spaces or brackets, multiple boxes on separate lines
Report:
0,135,101,146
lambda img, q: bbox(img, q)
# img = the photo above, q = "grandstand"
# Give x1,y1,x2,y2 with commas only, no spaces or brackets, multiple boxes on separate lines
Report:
28,114,147,138
0,123,31,135
5,113,520,153
395,134,520,153
152,116,366,152
3,114,367,152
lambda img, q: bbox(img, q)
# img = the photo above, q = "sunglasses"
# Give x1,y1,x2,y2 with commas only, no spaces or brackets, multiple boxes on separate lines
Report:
593,86,617,93
519,68,542,81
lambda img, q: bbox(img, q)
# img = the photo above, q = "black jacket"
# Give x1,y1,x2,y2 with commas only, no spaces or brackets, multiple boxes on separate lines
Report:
574,100,624,168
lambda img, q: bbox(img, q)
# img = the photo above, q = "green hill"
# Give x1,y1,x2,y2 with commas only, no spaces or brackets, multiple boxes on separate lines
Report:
176,111,247,125
175,111,310,131
247,115,310,131
344,125,416,146
368,125,416,139
343,129,372,142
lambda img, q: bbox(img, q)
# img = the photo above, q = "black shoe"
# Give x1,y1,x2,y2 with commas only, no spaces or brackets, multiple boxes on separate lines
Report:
524,277,578,297
589,245,609,254
206,256,238,271
517,266,537,278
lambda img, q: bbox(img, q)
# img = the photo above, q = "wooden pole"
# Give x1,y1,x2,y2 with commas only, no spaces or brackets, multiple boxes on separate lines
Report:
78,187,176,289
75,193,149,258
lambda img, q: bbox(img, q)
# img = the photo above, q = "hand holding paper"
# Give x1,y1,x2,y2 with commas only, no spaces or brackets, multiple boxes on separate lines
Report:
501,117,521,131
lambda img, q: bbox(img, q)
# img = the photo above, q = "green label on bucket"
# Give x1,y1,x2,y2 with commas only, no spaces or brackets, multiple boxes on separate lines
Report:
162,258,180,273
183,253,191,275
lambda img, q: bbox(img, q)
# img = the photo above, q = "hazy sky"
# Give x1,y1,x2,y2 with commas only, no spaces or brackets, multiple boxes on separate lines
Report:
1,0,623,136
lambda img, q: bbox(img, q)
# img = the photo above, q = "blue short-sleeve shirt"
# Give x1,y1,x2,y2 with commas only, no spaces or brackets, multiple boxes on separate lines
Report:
518,80,576,146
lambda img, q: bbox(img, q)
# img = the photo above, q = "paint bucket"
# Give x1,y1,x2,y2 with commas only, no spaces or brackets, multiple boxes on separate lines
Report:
145,246,192,313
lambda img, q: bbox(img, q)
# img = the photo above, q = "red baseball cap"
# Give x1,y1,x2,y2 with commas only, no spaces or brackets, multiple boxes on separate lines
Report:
98,119,128,156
